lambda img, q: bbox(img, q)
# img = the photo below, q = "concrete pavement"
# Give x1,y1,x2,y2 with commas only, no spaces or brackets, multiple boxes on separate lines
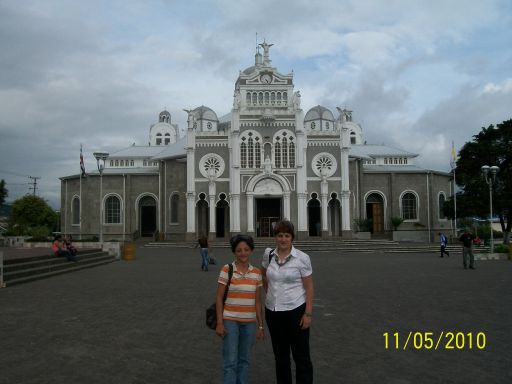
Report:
0,245,511,383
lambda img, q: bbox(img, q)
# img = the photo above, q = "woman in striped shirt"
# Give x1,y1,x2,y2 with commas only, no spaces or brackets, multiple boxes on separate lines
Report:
215,234,264,384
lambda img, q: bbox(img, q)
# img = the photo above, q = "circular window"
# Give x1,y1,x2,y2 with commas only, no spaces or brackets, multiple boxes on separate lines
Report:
199,154,225,179
206,122,212,130
311,153,337,177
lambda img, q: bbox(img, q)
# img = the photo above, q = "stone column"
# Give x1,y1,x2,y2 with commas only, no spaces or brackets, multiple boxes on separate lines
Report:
247,192,254,234
283,191,291,221
321,178,329,235
208,180,216,239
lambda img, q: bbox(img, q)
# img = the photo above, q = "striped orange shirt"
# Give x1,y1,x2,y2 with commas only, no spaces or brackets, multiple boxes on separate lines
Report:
218,262,263,322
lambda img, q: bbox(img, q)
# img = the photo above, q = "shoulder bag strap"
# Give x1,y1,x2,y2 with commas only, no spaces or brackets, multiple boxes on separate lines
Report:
222,264,234,303
268,249,275,266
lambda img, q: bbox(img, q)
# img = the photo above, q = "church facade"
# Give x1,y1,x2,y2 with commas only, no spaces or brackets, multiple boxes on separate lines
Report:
60,42,452,242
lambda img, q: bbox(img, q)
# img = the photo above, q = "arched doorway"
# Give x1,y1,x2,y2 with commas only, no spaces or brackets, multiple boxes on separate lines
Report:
216,193,230,238
366,193,384,234
196,193,209,236
328,193,341,236
308,193,321,236
139,195,157,237
252,178,283,237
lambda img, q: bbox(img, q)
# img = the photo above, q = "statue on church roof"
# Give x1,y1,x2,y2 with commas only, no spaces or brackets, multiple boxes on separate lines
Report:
259,40,273,66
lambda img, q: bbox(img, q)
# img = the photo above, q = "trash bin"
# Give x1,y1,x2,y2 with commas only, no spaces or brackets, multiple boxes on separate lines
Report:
122,242,136,261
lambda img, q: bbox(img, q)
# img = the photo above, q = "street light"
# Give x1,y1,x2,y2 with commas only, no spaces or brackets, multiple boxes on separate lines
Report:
481,165,499,256
93,152,109,244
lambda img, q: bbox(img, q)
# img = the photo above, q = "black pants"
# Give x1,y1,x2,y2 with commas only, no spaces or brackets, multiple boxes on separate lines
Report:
265,303,313,384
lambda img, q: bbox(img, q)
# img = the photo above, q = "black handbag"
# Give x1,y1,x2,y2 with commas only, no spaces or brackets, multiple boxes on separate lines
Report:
206,264,233,330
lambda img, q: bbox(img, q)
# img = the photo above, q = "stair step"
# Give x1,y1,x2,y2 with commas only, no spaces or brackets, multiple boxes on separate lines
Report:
5,258,117,287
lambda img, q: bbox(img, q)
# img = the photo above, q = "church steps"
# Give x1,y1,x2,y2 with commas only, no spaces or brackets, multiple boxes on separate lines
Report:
3,251,117,287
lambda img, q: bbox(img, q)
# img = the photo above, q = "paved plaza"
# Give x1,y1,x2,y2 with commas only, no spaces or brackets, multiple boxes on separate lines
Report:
0,245,511,384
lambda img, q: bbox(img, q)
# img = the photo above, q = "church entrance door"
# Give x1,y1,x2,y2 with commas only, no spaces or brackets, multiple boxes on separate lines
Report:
255,198,281,237
216,194,229,238
366,193,384,234
139,196,157,237
308,194,321,236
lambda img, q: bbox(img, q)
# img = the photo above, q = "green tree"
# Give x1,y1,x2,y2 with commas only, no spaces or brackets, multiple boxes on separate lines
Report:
0,179,7,207
449,119,512,243
7,195,58,236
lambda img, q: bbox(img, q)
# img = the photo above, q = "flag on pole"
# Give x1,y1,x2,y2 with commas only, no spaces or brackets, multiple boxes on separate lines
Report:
80,144,86,177
450,141,457,169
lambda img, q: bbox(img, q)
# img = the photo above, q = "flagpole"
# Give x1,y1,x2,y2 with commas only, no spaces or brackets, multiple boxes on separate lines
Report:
453,167,457,237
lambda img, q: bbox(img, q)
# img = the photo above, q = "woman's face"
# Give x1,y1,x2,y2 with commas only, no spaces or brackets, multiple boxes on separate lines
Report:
275,232,293,251
234,241,253,263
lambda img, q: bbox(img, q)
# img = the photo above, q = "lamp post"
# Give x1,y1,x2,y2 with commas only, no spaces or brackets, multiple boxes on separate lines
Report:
93,152,109,244
481,165,499,256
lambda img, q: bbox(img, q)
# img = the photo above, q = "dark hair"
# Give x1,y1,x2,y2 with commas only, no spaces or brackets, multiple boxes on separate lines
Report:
230,234,255,252
273,220,295,240
54,234,62,241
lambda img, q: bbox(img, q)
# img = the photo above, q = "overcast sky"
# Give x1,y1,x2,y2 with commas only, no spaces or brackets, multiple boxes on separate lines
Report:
1,0,511,209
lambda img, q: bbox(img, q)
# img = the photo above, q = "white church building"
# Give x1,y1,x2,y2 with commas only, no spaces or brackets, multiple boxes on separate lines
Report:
60,42,452,242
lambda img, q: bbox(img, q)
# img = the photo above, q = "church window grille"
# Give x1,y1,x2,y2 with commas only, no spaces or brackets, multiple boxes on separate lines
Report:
289,140,295,167
72,197,80,225
105,196,121,224
241,141,247,168
401,192,417,220
170,194,179,223
248,137,254,168
275,141,281,168
255,140,261,168
282,137,288,168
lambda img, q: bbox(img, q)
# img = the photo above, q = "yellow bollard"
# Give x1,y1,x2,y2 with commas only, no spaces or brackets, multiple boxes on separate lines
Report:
122,242,136,261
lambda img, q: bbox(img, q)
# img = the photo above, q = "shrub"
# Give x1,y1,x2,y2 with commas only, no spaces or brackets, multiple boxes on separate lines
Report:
390,217,404,230
28,226,51,242
354,218,372,232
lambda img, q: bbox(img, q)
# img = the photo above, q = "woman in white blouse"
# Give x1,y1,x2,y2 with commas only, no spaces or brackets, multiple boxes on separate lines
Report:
262,220,314,384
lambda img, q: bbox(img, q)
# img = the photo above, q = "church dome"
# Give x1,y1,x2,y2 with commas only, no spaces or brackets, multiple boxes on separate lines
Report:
192,105,218,122
304,105,335,122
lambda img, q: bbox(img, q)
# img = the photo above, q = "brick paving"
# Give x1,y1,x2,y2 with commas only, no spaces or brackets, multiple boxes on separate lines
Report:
0,245,511,384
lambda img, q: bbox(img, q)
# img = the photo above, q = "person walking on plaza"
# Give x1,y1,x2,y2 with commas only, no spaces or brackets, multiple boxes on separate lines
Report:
439,232,450,257
262,220,314,384
197,234,210,271
459,229,476,269
215,234,264,384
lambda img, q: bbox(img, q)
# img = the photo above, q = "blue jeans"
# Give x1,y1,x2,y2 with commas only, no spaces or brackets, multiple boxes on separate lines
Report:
200,248,209,271
223,320,257,384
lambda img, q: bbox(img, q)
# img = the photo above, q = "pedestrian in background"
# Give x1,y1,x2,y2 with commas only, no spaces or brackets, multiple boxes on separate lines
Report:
459,229,476,270
439,232,450,257
197,234,210,271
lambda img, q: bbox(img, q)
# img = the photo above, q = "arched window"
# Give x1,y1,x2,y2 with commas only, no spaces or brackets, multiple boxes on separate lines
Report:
252,93,257,104
156,133,162,145
289,139,295,167
165,133,170,145
105,195,121,224
282,137,288,168
255,140,261,168
72,196,80,225
246,92,251,104
258,92,263,104
275,141,281,168
438,193,446,219
240,131,262,169
248,137,254,168
350,132,356,144
271,92,275,103
241,141,247,168
401,192,417,220
265,92,269,104
170,194,179,223
277,92,281,102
